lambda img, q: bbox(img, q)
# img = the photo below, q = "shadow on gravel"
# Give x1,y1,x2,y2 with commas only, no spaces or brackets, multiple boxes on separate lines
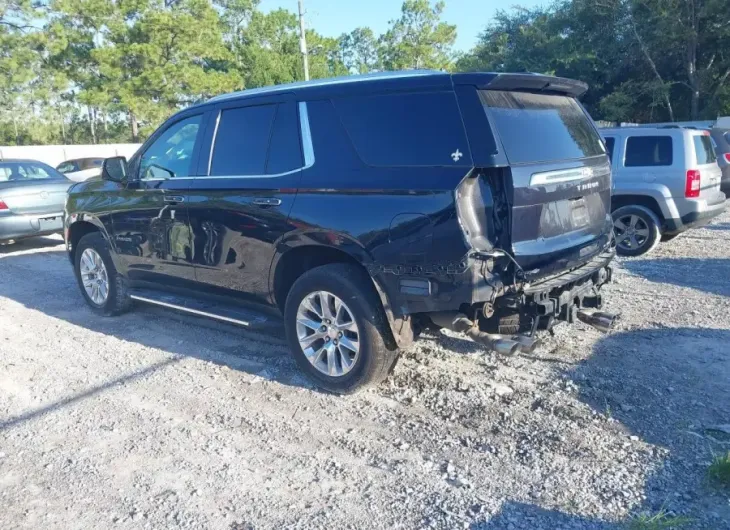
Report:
0,246,321,424
702,222,730,231
0,358,181,431
474,501,618,529
477,327,730,529
567,327,730,528
623,258,730,297
0,235,62,254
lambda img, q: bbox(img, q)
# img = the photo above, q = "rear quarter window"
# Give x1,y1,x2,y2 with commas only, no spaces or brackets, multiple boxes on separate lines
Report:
333,91,471,167
624,136,673,167
693,134,717,164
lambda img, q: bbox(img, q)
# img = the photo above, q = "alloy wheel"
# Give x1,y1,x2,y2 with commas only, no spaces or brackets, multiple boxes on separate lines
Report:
79,248,109,305
296,291,360,377
614,214,651,252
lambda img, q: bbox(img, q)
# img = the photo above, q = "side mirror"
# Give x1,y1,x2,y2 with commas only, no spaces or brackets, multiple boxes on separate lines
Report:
102,156,128,182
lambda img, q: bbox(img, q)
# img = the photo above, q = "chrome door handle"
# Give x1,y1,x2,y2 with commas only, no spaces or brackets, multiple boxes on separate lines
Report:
252,198,282,206
164,196,185,203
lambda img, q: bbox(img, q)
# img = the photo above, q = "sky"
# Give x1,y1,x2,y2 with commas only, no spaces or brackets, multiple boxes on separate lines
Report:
259,0,547,53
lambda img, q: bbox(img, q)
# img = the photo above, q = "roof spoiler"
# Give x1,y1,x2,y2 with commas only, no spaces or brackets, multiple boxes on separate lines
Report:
453,72,589,98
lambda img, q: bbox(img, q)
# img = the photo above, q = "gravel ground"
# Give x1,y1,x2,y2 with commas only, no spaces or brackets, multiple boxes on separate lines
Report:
1,213,730,530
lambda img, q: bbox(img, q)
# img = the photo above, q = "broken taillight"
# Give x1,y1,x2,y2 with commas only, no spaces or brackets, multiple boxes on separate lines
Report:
685,170,701,198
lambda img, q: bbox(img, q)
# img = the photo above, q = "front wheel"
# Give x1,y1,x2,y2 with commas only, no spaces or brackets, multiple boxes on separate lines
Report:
284,263,399,394
612,205,661,257
74,232,132,316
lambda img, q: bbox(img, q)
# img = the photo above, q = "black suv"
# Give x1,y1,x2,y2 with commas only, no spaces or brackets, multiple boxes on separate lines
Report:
65,71,616,393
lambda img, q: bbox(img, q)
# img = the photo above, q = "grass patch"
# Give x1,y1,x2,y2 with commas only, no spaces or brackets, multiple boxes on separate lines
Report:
707,451,730,488
626,509,692,530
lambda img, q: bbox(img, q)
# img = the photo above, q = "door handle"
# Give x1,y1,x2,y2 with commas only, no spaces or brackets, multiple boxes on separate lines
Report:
252,197,282,206
164,196,185,203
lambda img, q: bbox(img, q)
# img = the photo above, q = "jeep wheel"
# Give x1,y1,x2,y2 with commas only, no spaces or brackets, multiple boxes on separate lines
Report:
284,263,398,394
74,232,132,316
612,206,661,257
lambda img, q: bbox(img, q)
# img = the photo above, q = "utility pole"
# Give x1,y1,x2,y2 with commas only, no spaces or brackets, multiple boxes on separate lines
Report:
298,0,310,81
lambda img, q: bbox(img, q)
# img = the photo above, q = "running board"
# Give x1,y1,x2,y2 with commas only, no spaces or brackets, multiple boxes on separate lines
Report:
128,288,278,330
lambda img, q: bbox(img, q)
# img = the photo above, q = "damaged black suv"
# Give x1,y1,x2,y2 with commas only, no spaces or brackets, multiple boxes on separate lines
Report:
65,71,616,393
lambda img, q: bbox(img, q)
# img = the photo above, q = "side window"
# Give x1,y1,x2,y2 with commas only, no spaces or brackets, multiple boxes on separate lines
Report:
210,104,276,176
266,102,303,174
57,162,76,174
604,137,615,162
693,134,717,164
333,91,471,167
140,114,202,180
625,136,673,167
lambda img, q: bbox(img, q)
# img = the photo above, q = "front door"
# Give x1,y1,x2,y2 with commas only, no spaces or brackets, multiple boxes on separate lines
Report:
112,112,207,285
186,97,305,302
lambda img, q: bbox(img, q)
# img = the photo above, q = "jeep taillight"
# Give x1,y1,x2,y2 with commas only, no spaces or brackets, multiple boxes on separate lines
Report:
724,153,730,163
0,199,8,210
685,170,701,198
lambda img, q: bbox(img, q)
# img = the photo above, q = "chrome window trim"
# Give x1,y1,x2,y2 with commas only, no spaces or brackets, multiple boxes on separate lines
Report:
299,101,315,168
190,101,314,181
207,111,222,176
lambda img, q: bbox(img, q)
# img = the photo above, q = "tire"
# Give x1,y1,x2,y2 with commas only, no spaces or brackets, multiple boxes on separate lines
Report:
74,232,132,316
612,205,661,257
284,263,399,394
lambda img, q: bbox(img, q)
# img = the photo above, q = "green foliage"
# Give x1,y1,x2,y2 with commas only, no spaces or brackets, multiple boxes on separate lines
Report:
707,451,730,488
626,509,692,530
379,0,456,71
458,0,730,122
8,0,728,145
340,27,381,75
2,0,458,145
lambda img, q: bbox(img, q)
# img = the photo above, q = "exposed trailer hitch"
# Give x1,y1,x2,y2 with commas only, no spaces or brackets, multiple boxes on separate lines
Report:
429,312,540,356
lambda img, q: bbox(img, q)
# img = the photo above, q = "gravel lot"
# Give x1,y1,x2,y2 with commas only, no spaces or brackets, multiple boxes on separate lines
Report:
1,213,730,530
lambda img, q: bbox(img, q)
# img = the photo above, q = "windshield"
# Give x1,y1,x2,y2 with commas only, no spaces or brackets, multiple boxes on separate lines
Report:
480,90,605,164
0,161,67,182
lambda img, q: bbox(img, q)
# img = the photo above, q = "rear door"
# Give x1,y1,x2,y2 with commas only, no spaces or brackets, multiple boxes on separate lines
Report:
479,90,611,273
186,95,304,301
620,133,676,191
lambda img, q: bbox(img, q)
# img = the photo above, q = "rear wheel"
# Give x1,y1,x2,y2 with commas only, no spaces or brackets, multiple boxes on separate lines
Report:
284,263,398,394
612,205,661,257
74,232,132,316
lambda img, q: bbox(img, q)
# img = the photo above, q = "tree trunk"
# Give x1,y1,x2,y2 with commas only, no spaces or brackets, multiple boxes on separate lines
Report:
88,106,97,144
129,111,139,143
628,7,675,121
12,114,19,145
59,109,67,144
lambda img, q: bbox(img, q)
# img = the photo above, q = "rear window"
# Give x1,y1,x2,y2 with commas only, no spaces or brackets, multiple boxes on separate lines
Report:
480,90,604,164
625,136,673,167
0,162,64,182
693,134,717,164
211,104,276,176
333,91,471,167
210,102,303,177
